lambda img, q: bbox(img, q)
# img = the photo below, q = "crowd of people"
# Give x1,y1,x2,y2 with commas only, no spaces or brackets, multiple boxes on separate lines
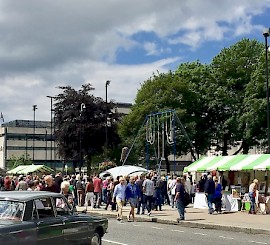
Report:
2,171,253,221
0,170,193,221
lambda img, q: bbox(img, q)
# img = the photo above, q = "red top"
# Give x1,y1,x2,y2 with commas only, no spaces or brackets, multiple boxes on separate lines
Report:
93,177,102,193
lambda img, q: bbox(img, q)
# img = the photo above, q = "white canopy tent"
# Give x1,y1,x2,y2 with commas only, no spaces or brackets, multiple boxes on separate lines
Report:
99,165,148,179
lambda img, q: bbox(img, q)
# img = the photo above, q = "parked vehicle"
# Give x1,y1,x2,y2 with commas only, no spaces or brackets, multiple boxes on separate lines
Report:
0,191,108,245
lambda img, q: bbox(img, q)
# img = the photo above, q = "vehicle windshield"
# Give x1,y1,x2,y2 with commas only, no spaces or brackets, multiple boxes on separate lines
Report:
0,200,24,221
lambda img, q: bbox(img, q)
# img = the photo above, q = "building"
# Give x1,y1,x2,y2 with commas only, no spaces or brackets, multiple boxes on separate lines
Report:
0,102,133,170
114,102,132,115
0,120,58,170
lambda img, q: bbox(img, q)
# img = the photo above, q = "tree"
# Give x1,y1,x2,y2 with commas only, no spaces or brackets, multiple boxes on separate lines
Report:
175,62,216,157
7,154,32,170
54,84,121,173
209,39,265,154
118,70,201,168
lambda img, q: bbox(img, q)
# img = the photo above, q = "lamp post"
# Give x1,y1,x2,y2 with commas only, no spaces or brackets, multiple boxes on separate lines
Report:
263,28,270,153
46,96,54,168
105,80,110,160
45,128,48,163
32,105,38,162
79,103,86,170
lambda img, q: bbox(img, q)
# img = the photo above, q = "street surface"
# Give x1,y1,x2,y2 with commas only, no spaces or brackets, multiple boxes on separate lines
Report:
103,218,270,245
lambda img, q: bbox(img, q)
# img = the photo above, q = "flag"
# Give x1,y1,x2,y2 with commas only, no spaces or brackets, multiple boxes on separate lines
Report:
0,112,4,122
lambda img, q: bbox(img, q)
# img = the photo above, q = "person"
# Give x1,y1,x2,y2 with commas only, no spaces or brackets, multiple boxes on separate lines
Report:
190,181,197,203
198,174,206,192
113,177,126,221
4,176,11,191
40,175,59,193
58,181,74,208
27,181,35,191
34,180,41,191
174,177,186,221
93,174,102,208
136,174,145,215
76,175,85,207
168,175,177,208
15,176,27,191
213,176,222,214
104,177,114,211
84,177,95,211
70,174,78,205
204,175,215,214
0,176,4,191
125,176,140,221
184,173,191,195
54,172,63,193
142,174,154,216
249,179,259,214
161,176,170,205
102,177,109,204
153,176,163,211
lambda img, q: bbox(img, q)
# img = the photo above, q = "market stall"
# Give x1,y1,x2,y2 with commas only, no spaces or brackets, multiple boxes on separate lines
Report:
99,165,149,179
184,154,270,212
7,164,54,175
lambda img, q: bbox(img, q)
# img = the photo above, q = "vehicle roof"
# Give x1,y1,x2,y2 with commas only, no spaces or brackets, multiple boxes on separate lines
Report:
0,191,62,202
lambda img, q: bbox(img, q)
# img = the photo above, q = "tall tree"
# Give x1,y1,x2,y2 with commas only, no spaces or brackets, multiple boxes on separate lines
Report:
54,84,121,172
118,71,199,168
210,39,264,154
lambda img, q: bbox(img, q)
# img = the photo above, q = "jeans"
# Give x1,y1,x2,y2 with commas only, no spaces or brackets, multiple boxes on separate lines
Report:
249,192,255,212
144,195,153,213
214,197,222,212
207,194,214,213
154,188,162,210
102,188,108,203
94,192,101,207
176,200,185,220
137,194,144,214
170,194,176,208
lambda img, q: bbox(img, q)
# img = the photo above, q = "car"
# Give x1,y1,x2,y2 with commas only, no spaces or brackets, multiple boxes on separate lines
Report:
0,191,108,245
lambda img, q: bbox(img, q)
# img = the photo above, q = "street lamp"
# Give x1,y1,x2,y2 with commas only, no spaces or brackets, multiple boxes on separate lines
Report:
32,105,38,162
45,128,48,163
46,96,54,168
79,103,86,170
105,80,110,160
263,28,270,152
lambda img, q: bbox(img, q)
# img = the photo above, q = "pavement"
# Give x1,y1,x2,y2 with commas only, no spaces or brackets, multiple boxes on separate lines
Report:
76,204,270,235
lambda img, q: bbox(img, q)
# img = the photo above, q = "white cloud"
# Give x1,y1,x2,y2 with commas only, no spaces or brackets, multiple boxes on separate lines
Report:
0,0,270,122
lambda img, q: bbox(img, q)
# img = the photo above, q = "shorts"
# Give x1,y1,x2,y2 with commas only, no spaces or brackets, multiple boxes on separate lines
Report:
128,198,138,208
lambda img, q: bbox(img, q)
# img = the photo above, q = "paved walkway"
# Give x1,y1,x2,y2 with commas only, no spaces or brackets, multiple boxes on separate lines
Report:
76,204,270,235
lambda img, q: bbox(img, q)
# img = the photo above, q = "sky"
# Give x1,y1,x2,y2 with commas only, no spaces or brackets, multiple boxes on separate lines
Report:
1,0,270,122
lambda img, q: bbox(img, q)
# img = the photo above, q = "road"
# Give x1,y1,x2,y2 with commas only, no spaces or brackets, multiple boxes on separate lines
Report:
102,218,270,245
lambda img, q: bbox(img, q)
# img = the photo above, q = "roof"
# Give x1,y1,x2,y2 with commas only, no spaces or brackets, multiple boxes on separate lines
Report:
100,165,148,179
7,165,54,175
0,191,62,202
184,154,270,172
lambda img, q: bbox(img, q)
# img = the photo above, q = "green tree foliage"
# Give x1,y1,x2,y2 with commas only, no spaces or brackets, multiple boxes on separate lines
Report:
118,38,268,160
7,154,32,170
210,39,264,154
175,62,216,157
119,71,200,166
54,84,121,171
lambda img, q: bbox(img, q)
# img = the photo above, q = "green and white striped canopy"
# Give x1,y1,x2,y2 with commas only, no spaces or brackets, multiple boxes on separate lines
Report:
184,154,270,172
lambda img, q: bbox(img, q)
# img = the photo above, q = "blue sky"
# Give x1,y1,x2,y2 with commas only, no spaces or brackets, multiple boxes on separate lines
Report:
1,0,270,122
